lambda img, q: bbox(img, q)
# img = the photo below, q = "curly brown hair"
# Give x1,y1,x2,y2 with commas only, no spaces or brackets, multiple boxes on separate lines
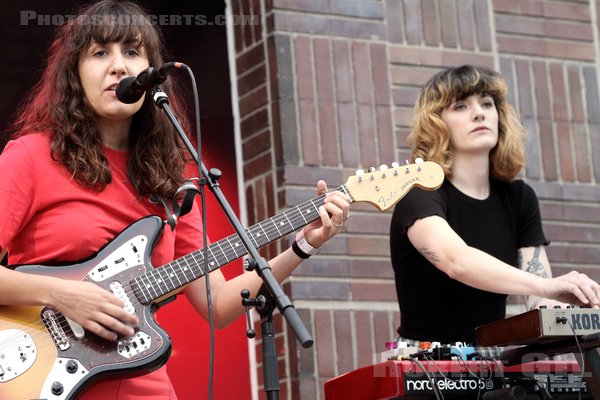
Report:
408,65,526,181
13,0,190,198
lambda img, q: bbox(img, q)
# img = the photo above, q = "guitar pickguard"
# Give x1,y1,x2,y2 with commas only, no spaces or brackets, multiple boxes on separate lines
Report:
87,235,149,282
0,329,37,382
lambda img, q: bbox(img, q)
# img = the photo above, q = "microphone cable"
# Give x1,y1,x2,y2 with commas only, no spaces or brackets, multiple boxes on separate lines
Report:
173,63,216,400
186,64,215,400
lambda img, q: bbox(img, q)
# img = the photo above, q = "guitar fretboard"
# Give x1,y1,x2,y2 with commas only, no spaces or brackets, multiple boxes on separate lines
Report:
131,185,349,304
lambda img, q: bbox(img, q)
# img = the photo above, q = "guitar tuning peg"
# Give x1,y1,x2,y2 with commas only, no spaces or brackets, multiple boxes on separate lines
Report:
415,157,423,171
391,162,400,168
355,169,365,183
379,164,388,178
405,160,410,165
367,167,377,181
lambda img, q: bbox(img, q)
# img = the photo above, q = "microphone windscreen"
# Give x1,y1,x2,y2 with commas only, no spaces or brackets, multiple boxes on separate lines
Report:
116,77,143,104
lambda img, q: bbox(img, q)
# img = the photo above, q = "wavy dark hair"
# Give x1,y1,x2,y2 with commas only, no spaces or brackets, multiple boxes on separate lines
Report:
408,65,526,181
13,0,190,198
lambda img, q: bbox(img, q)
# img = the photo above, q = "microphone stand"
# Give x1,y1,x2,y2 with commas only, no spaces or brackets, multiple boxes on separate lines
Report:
149,88,313,400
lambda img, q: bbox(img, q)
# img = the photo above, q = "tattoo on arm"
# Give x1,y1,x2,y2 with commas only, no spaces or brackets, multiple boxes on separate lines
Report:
525,247,548,278
418,247,440,264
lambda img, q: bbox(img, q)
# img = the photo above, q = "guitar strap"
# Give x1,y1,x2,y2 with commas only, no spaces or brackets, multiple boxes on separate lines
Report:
159,179,201,230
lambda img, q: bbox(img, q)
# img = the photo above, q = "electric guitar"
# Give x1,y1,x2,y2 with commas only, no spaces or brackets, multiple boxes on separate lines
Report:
0,160,443,399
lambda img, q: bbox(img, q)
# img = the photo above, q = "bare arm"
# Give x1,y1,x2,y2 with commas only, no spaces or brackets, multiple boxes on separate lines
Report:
517,246,555,309
407,215,600,306
184,180,351,328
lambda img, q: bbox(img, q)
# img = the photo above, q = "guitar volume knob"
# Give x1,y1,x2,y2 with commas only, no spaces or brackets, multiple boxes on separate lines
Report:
51,381,64,395
66,359,78,373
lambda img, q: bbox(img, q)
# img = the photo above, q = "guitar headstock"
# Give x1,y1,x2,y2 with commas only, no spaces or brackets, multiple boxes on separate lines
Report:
344,159,444,211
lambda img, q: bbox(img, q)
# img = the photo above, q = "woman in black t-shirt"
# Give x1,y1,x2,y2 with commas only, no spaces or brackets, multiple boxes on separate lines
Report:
390,65,600,343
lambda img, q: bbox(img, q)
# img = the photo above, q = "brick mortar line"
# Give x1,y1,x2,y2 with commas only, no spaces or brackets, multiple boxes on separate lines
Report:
290,276,395,283
293,299,398,310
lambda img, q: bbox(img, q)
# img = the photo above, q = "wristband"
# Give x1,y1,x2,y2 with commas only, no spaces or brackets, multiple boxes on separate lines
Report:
292,229,319,259
292,241,311,259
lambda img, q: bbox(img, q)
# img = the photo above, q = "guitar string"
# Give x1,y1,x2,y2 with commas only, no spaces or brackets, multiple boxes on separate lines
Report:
0,170,407,348
0,168,426,348
0,207,323,350
113,180,350,302
127,191,332,303
0,168,433,349
0,191,334,348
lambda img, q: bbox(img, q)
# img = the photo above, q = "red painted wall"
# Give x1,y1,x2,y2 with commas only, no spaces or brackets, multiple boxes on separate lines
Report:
158,141,252,399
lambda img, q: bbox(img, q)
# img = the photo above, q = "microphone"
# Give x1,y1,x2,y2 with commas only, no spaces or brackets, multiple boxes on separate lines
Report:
116,62,184,104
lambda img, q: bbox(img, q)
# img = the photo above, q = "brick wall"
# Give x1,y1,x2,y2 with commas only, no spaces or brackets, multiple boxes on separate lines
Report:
230,0,600,398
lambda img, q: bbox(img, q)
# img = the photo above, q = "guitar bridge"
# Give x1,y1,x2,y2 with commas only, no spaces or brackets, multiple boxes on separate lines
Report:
42,309,70,351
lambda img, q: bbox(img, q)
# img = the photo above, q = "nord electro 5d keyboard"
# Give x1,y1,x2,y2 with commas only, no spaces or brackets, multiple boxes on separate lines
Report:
475,307,600,346
324,360,589,399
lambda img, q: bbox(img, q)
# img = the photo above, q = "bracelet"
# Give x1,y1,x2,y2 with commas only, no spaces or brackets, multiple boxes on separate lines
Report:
291,229,319,259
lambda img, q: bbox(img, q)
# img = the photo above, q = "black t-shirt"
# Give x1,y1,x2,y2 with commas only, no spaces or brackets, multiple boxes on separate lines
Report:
389,179,548,342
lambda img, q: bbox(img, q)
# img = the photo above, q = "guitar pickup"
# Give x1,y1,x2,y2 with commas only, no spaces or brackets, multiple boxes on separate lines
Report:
110,281,135,314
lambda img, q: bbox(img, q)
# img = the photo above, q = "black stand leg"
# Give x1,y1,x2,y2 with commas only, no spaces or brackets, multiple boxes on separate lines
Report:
242,260,284,400
241,288,281,400
261,313,279,400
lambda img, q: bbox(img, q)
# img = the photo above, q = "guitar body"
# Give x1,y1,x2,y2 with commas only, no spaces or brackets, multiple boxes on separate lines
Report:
0,216,172,400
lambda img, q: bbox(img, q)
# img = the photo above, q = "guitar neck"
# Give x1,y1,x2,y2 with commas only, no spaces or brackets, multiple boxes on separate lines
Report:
130,160,446,304
132,185,349,304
